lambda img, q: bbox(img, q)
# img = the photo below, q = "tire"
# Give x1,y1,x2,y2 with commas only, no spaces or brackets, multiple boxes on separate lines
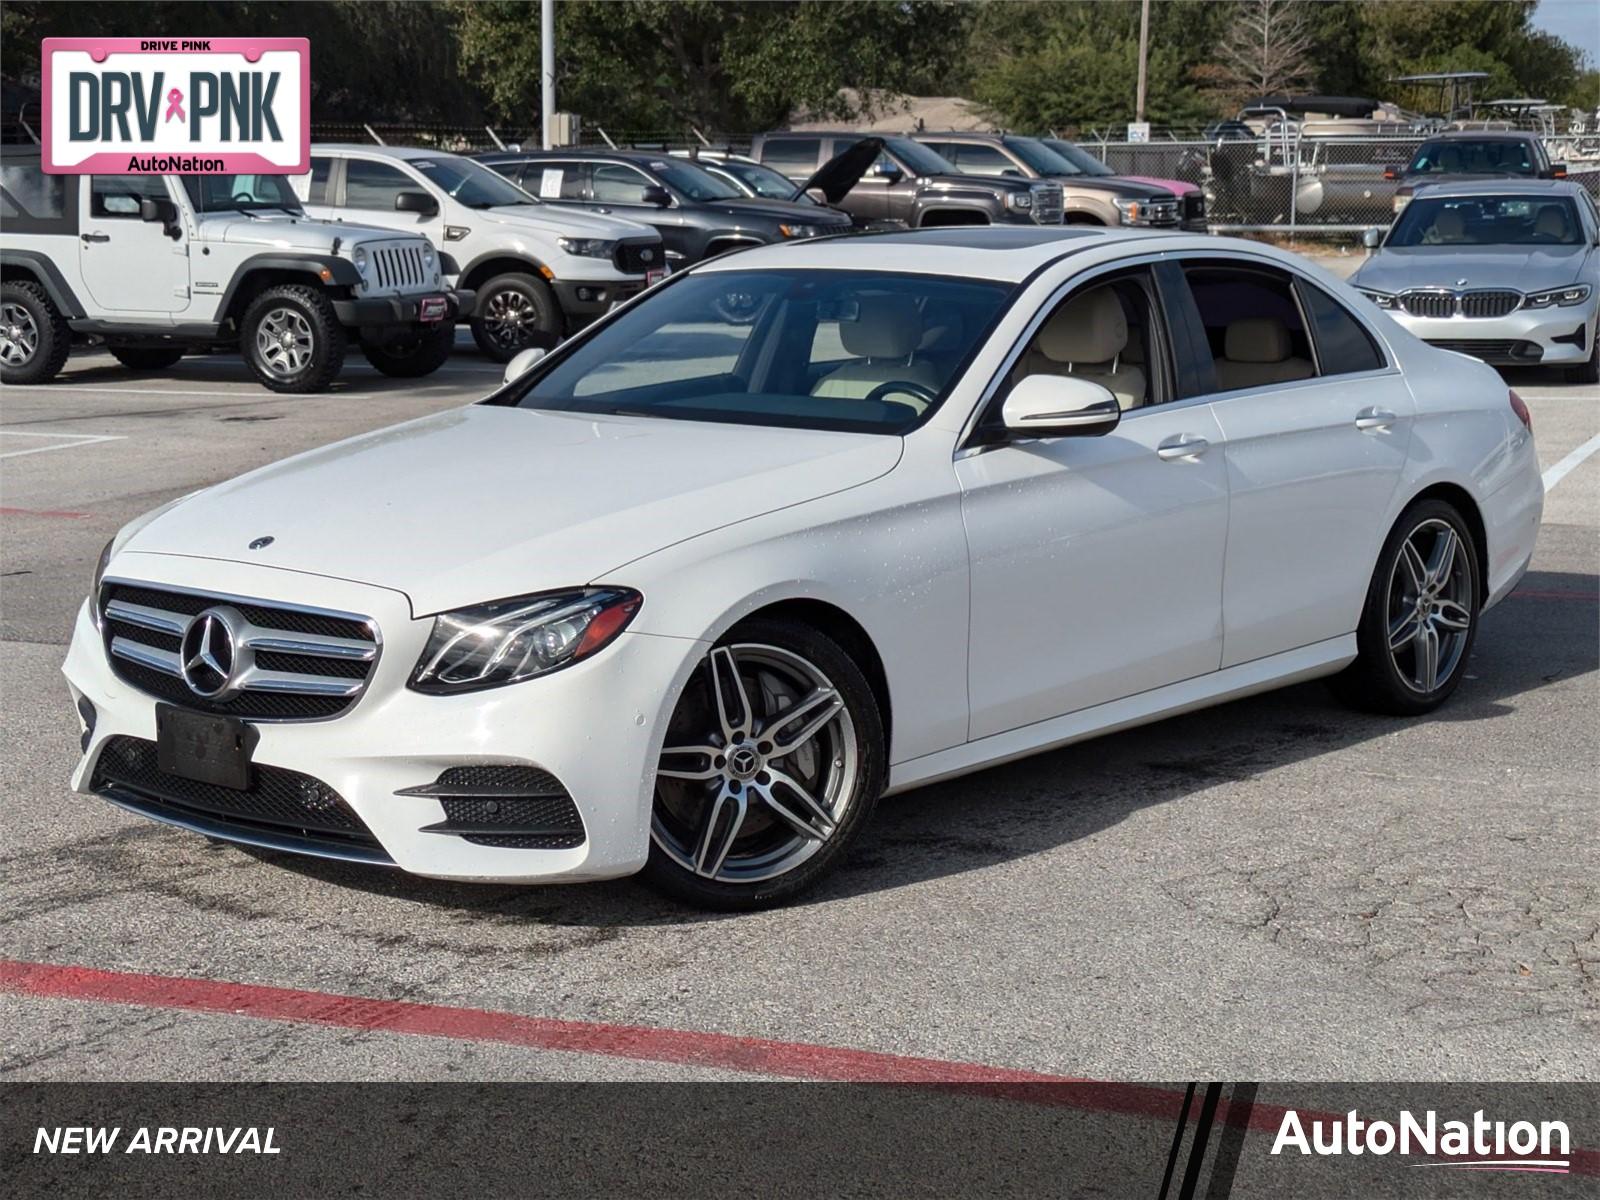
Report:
641,618,886,910
1330,498,1481,716
1,279,71,385
109,347,185,371
239,284,346,393
470,273,561,362
1568,330,1598,385
361,321,455,378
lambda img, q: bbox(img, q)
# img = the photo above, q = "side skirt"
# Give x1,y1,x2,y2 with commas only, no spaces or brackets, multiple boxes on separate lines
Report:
884,634,1357,795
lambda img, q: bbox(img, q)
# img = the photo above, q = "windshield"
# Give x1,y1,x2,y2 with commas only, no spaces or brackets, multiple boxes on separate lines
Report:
1387,195,1581,247
881,137,957,177
1042,140,1117,177
710,158,807,201
410,156,534,208
1408,139,1536,176
647,158,741,202
508,269,1012,434
1008,138,1076,176
180,173,303,213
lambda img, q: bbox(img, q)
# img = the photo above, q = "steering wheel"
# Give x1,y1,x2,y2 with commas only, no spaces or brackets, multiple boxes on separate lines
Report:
231,192,255,204
863,379,938,411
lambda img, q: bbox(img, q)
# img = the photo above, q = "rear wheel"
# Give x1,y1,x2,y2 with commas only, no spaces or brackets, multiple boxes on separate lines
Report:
1331,499,1480,715
240,284,346,393
642,620,885,910
1,279,71,385
109,347,185,371
361,322,455,378
470,273,560,362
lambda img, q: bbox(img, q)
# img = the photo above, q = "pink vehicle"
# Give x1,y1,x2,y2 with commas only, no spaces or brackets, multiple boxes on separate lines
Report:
1042,138,1208,231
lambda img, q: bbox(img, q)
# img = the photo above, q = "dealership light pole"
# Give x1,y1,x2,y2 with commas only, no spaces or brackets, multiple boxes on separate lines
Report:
541,0,556,149
1135,0,1150,122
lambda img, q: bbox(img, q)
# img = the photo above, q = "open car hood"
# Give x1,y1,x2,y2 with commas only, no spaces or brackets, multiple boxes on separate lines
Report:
794,136,887,205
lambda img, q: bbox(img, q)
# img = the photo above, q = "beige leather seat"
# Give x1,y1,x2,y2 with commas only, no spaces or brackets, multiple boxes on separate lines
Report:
1213,318,1314,390
812,295,941,408
1013,289,1146,409
1534,204,1572,241
1425,207,1468,244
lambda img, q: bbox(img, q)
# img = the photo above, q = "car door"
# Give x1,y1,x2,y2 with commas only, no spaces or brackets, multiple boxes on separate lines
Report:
1167,255,1414,668
956,262,1230,740
77,175,190,315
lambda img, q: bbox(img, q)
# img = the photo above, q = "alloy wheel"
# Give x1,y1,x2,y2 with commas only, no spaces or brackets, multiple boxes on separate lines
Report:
481,288,540,352
1386,518,1473,694
0,302,39,366
255,307,314,376
653,644,859,883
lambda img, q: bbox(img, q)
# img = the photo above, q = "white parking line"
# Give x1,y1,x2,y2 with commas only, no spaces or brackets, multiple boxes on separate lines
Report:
1542,432,1600,493
0,430,126,460
2,385,249,398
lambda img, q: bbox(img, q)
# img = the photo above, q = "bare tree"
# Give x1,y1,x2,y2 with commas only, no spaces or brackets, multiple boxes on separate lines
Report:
1216,0,1315,101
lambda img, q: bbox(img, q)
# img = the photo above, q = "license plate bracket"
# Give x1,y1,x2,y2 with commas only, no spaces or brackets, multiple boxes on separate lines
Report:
418,296,449,323
155,705,254,791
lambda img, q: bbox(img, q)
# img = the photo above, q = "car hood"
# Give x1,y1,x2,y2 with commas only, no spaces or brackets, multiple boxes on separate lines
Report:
1053,176,1174,199
121,405,903,616
1353,244,1589,292
798,136,887,204
213,212,410,252
482,203,659,239
697,197,853,226
1120,174,1198,197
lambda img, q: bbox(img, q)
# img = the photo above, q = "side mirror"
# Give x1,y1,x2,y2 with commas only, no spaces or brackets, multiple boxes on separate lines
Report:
1001,375,1121,439
1382,167,1397,181
1362,227,1382,249
395,190,439,216
1551,163,1567,179
640,185,672,207
503,346,546,386
139,196,178,225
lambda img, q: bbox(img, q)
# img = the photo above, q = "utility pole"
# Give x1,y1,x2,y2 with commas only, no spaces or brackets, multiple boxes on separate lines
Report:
1135,0,1151,122
541,0,556,149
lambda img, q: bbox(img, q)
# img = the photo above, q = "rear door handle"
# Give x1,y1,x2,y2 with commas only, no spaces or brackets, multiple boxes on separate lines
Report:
1355,407,1397,431
80,232,110,244
1157,434,1210,461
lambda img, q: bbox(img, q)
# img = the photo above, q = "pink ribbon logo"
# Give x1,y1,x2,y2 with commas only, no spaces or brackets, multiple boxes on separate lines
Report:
164,88,185,123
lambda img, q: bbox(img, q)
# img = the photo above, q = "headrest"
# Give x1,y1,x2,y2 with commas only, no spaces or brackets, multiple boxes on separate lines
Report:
840,295,922,358
1534,205,1570,238
1225,317,1291,363
1037,289,1128,364
1434,208,1466,239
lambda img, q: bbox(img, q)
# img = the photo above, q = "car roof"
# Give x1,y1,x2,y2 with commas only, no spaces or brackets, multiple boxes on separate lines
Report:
474,149,676,164
1424,130,1539,142
312,143,482,161
694,227,1225,282
1410,178,1589,199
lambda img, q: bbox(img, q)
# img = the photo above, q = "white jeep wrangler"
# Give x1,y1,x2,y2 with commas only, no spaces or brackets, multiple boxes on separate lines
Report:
0,146,473,392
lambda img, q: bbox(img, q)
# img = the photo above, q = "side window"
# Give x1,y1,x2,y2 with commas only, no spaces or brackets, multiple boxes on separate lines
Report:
1296,282,1385,376
89,175,169,218
758,138,820,178
1007,269,1166,411
949,144,1016,177
526,161,589,200
590,163,653,204
1181,263,1314,393
343,159,415,210
307,158,333,203
0,157,74,233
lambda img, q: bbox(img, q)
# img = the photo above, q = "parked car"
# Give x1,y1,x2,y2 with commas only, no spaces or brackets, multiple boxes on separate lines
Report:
301,145,667,361
1388,130,1567,214
1352,179,1599,383
70,227,1542,909
911,132,1184,230
0,145,469,391
1038,138,1208,232
478,149,853,269
751,132,1063,228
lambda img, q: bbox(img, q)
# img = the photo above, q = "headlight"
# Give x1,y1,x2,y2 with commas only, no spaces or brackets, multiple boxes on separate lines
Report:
1358,289,1398,309
557,237,617,259
409,587,641,694
1114,198,1141,223
421,242,437,270
1006,191,1033,210
352,245,368,273
1392,193,1411,214
1523,284,1591,309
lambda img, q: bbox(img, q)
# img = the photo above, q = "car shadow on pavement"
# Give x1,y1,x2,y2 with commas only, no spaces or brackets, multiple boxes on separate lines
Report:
243,568,1597,925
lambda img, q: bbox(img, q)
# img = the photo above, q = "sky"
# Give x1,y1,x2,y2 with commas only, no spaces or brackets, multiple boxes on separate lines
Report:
1532,0,1599,70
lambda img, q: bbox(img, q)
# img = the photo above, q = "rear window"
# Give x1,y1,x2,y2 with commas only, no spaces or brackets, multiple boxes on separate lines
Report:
759,139,821,178
0,157,73,233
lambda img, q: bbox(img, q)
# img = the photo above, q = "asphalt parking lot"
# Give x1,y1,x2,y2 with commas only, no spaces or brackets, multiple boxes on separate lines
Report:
2,301,1596,1090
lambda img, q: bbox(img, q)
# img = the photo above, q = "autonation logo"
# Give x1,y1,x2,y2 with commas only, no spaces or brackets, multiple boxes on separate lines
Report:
1273,1108,1572,1174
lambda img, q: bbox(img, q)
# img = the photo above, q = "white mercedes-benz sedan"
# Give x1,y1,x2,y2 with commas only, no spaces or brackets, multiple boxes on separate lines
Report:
65,228,1544,909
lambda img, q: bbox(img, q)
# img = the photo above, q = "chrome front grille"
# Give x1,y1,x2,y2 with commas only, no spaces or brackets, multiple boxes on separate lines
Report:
370,244,429,293
1031,182,1064,225
1459,290,1520,319
1401,289,1524,319
99,582,379,721
1400,291,1457,318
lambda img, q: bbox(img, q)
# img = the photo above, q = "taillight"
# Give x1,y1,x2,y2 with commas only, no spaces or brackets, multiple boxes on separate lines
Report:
1508,389,1532,432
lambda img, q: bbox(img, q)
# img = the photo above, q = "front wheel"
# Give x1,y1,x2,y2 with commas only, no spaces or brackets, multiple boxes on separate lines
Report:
1331,499,1480,715
470,273,561,362
642,620,885,910
240,284,346,393
361,322,455,378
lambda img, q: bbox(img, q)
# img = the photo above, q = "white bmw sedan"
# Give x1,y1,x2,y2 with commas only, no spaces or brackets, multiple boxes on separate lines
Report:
66,228,1544,909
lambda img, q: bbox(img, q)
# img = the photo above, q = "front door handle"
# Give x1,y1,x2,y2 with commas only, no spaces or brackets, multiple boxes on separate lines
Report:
1157,434,1210,461
1355,407,1397,431
80,232,111,244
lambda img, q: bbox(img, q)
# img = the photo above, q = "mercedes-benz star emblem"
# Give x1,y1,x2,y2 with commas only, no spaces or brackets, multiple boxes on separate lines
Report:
179,606,251,700
249,536,274,550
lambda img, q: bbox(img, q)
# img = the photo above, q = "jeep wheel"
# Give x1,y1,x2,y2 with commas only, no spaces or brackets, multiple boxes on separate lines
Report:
240,284,346,393
1,280,71,385
361,322,455,378
110,347,185,371
470,273,560,362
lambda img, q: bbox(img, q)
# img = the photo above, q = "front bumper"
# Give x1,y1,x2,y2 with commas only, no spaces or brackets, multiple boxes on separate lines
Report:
552,277,651,322
333,288,476,327
1389,303,1596,366
63,556,704,884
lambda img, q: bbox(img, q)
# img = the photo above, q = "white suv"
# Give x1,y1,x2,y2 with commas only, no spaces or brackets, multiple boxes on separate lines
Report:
0,145,470,392
301,146,668,361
